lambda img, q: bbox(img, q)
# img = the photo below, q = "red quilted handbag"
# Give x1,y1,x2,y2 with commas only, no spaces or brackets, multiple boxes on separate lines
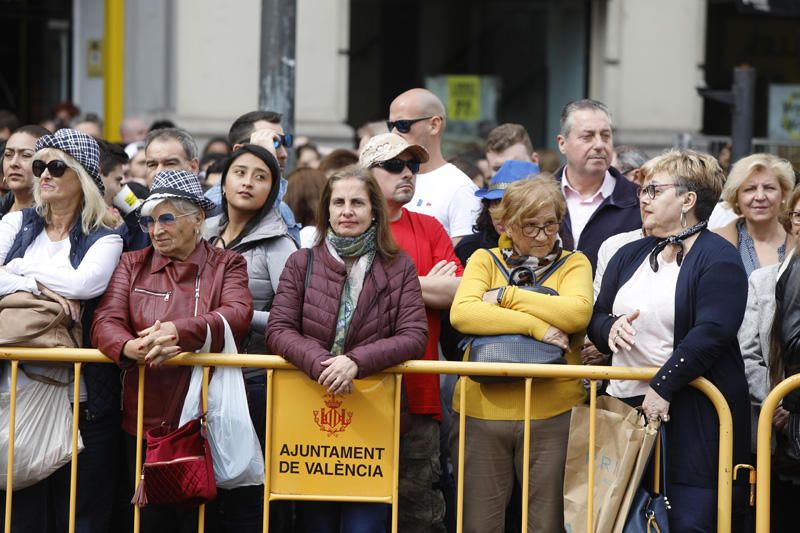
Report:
131,416,217,507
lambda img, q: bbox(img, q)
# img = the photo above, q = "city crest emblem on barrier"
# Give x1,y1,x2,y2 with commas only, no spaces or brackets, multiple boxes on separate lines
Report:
313,393,353,437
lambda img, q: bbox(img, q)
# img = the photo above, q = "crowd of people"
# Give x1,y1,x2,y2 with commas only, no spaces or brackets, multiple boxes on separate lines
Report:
0,90,797,533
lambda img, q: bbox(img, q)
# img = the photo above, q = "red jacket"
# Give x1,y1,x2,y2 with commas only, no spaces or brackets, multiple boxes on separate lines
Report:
266,244,427,381
91,240,253,435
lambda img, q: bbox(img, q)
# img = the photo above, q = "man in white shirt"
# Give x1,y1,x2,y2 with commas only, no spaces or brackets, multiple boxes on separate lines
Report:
554,99,641,271
388,88,480,245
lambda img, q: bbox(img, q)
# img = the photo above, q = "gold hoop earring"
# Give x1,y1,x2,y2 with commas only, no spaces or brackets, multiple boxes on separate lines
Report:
680,210,688,228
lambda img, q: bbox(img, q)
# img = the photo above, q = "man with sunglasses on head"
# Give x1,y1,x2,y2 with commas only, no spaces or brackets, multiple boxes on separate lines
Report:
388,88,481,246
360,132,460,533
204,110,300,244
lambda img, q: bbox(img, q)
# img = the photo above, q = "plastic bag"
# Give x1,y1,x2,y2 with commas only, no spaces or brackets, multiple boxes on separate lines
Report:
179,315,264,489
0,366,84,490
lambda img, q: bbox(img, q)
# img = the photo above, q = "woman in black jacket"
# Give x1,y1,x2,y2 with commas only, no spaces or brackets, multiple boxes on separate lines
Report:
588,149,750,532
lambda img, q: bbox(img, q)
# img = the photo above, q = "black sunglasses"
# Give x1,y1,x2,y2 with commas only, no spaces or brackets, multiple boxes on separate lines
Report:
373,158,420,174
273,133,294,149
386,117,432,134
32,160,70,178
236,133,294,149
138,212,193,232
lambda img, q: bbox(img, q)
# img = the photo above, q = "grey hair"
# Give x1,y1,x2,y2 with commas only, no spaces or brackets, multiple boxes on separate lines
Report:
145,127,198,161
615,145,649,174
559,99,613,138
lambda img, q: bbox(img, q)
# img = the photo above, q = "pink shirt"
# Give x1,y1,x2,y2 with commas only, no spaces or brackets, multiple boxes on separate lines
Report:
561,169,616,246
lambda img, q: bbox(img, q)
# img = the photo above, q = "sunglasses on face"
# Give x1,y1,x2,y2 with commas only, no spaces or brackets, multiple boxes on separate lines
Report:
32,160,70,178
273,134,294,149
373,158,420,174
138,212,194,232
386,117,432,134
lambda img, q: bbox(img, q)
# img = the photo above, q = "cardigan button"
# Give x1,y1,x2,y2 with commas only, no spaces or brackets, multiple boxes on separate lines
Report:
662,376,666,380
680,358,685,362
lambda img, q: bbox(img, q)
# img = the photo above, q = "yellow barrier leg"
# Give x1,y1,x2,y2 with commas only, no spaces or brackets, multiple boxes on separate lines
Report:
587,380,597,533
68,362,82,533
263,369,274,533
4,361,18,533
133,366,146,533
391,375,402,533
755,375,800,532
521,378,532,533
456,377,466,533
198,367,210,533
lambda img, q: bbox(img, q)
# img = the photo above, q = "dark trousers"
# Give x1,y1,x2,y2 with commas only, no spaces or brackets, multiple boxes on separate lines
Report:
300,501,389,533
244,372,294,533
0,408,119,533
667,483,750,533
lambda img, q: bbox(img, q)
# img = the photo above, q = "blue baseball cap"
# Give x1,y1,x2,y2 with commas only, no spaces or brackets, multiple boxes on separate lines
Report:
475,160,540,200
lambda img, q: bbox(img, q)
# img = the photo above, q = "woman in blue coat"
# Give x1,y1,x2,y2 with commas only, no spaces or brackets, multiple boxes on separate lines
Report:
588,149,750,532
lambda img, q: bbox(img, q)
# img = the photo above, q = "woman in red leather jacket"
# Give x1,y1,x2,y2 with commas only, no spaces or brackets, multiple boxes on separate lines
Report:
91,169,253,532
266,165,427,533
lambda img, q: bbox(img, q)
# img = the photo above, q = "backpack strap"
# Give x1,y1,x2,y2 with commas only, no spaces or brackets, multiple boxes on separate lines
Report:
485,250,511,283
534,252,574,286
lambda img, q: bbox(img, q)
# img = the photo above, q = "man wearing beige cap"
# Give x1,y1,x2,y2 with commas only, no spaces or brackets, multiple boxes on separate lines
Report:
360,132,460,533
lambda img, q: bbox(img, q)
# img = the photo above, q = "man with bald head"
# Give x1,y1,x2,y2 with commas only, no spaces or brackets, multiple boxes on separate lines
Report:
389,88,480,245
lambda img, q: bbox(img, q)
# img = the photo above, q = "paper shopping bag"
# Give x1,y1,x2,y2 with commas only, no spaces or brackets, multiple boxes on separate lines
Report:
563,396,650,533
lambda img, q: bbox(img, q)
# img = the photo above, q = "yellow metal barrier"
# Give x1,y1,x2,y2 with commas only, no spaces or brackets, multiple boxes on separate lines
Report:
755,373,800,532
0,348,736,533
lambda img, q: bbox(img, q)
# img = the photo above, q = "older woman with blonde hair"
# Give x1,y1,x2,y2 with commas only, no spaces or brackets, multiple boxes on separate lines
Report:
589,149,750,531
0,128,123,531
449,176,593,532
714,153,795,276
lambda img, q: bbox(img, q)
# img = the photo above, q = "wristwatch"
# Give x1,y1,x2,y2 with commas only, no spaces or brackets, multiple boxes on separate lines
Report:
496,286,506,305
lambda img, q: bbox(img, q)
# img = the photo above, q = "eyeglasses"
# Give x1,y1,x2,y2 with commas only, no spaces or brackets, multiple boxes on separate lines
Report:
386,117,432,134
32,160,70,178
519,221,560,238
790,211,800,224
638,183,685,199
373,158,420,174
273,133,293,149
138,212,194,232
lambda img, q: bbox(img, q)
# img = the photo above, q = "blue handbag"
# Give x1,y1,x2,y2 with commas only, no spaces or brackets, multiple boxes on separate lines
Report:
623,426,671,533
460,251,571,384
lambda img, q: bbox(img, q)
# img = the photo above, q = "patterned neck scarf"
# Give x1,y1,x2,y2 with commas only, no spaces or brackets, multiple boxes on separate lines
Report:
499,234,563,285
327,223,377,258
648,221,707,272
326,224,377,355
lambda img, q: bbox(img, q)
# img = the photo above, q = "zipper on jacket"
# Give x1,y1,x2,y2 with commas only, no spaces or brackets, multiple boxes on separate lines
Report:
133,288,171,301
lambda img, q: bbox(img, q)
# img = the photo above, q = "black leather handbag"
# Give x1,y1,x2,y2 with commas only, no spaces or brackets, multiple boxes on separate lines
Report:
623,426,671,533
460,250,572,384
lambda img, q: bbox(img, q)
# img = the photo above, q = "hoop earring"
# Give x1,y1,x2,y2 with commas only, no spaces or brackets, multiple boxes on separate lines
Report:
680,210,688,228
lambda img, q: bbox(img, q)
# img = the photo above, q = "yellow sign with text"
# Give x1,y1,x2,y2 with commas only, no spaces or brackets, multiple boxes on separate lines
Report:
447,75,481,121
269,371,398,499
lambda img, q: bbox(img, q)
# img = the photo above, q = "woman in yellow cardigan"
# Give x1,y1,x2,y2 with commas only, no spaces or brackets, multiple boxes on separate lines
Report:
450,176,593,533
